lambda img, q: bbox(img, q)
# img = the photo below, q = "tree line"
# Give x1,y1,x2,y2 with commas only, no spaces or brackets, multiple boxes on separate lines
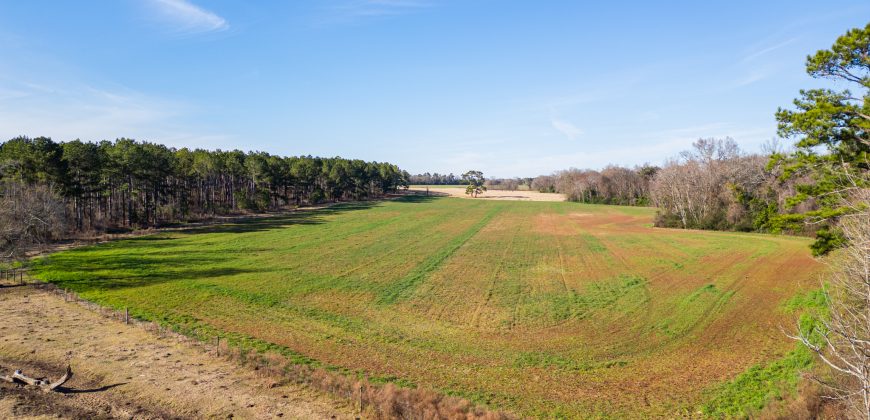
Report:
410,171,539,192
649,138,793,232
0,136,408,248
531,165,659,206
407,172,462,185
531,136,842,252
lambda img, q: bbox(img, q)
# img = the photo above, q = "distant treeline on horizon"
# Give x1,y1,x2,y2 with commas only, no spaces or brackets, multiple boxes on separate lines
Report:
0,136,408,232
0,135,823,243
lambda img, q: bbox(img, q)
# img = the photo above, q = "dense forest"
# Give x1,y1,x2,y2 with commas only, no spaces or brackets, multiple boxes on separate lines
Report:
0,136,408,253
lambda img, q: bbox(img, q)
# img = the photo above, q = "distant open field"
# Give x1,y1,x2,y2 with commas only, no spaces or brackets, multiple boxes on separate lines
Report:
408,186,566,201
31,196,821,417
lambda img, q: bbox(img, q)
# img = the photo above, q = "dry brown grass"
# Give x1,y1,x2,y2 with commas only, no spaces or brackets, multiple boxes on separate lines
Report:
23,283,512,419
755,380,823,419
407,187,566,202
217,337,513,419
0,284,352,419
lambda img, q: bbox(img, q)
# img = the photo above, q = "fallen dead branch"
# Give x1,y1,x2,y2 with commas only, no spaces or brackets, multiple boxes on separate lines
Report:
0,365,72,392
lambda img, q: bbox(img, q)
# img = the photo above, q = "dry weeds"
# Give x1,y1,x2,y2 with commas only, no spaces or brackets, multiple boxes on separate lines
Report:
0,284,511,419
0,285,352,419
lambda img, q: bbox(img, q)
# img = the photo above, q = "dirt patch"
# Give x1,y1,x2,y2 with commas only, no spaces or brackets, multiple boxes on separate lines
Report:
408,187,566,202
532,213,582,236
0,286,352,419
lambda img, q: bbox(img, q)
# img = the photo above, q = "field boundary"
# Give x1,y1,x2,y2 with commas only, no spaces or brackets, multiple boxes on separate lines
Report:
14,282,513,419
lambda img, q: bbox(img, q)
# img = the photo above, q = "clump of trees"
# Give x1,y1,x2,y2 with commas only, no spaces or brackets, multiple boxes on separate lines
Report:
407,172,461,185
649,138,790,232
484,177,533,191
533,138,813,234
0,181,66,260
462,170,486,198
531,164,658,206
0,136,408,237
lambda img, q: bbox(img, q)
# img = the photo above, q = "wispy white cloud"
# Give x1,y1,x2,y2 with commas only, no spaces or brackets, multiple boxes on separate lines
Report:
721,36,799,89
741,37,799,62
0,78,232,148
148,0,229,34
549,117,583,139
347,0,431,16
318,0,433,24
730,69,774,88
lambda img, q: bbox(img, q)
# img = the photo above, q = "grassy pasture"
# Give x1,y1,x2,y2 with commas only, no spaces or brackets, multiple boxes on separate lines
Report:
32,196,821,417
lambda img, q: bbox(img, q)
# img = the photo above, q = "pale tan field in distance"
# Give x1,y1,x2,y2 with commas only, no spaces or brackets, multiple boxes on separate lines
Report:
409,186,566,201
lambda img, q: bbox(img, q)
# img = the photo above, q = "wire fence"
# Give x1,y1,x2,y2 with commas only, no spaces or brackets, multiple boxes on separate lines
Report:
0,268,32,286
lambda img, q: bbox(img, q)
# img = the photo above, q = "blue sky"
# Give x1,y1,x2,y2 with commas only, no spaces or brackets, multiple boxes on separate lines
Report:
0,1,867,177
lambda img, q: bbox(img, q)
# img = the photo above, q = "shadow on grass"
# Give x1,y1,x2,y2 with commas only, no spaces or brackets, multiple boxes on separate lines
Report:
34,246,269,292
182,195,439,235
35,195,443,293
57,382,127,394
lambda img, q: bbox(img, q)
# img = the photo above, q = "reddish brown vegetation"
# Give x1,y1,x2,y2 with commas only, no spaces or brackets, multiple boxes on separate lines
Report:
32,282,511,420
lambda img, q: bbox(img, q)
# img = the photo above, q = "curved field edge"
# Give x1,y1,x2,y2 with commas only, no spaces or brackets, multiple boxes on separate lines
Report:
26,197,822,418
700,289,828,418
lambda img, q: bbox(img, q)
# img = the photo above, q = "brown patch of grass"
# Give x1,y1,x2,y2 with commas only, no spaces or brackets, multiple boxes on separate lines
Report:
219,343,513,419
32,283,512,420
409,188,566,202
755,379,837,420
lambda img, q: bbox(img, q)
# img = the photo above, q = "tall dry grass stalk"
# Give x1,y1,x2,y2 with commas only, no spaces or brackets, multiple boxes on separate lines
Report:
793,187,870,419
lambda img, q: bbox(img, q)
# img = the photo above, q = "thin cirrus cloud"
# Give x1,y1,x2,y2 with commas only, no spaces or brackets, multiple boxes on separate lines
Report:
550,117,583,140
0,77,233,150
322,0,433,23
741,37,799,62
148,0,229,34
723,36,799,89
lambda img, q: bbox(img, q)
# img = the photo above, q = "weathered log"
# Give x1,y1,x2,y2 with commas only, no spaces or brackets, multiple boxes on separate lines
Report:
0,365,72,392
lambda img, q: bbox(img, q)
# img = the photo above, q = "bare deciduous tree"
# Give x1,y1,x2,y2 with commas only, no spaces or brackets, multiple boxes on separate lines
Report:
650,137,776,230
0,181,66,261
790,185,870,419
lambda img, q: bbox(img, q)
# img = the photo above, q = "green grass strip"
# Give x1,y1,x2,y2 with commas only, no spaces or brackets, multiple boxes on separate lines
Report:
376,203,505,304
700,288,827,417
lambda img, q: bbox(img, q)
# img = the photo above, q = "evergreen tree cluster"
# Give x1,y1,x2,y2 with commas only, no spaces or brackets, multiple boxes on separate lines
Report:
0,136,408,232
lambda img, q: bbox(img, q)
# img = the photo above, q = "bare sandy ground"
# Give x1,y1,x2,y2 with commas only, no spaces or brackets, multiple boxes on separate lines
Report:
408,187,566,202
0,285,353,419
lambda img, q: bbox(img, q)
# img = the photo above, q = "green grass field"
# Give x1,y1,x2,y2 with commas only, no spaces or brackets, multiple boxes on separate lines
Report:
32,196,821,417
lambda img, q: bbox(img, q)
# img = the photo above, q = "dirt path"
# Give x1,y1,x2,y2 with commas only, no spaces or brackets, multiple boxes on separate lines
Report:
0,285,353,419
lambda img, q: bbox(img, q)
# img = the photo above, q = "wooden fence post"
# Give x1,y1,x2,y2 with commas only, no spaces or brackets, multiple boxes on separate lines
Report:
125,307,129,324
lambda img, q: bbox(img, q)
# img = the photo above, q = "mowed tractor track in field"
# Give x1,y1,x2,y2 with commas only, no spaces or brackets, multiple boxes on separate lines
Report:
31,196,821,417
